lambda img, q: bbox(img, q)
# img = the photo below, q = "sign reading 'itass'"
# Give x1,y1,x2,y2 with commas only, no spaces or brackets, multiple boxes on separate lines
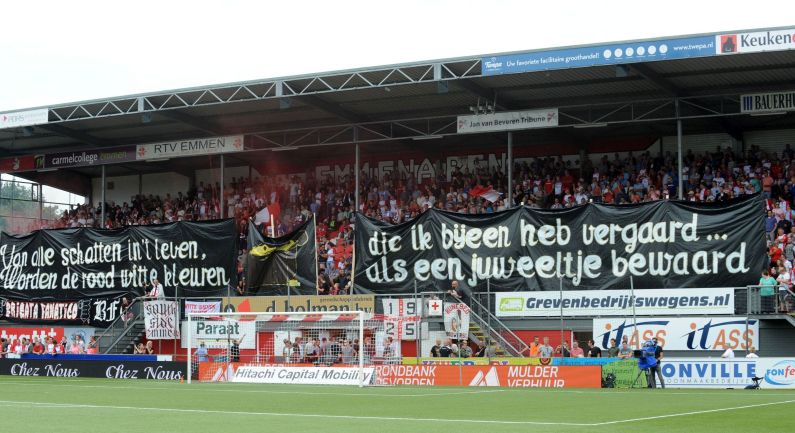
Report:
354,195,764,293
593,317,759,351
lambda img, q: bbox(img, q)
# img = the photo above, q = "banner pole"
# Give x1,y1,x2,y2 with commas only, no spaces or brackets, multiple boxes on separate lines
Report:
313,213,319,295
414,279,420,360
351,215,356,292
630,276,638,349
745,287,750,355
187,312,192,384
487,279,491,358
358,311,365,387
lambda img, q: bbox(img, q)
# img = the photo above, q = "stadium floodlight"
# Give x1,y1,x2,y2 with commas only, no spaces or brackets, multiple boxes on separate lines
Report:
573,122,608,129
186,310,385,387
36,168,58,173
271,146,299,152
145,158,170,163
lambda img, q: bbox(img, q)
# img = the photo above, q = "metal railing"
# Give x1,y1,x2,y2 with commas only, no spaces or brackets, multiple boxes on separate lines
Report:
738,285,793,316
96,297,144,354
467,295,529,357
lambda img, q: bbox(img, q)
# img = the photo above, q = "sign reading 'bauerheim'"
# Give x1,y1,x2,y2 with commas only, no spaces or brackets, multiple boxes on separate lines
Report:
457,109,558,134
135,135,244,160
741,90,795,114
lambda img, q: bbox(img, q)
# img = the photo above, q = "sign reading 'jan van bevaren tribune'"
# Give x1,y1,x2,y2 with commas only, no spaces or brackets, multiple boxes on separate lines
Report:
136,135,244,160
457,109,558,134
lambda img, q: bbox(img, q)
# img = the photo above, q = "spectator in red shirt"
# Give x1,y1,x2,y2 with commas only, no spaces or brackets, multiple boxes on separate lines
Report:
769,243,783,267
31,337,45,355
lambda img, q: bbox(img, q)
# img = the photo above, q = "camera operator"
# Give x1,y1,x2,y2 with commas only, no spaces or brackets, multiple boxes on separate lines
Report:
652,337,665,389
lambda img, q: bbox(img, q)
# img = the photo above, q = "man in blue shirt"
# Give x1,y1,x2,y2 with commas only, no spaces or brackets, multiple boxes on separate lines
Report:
195,342,210,363
766,211,778,239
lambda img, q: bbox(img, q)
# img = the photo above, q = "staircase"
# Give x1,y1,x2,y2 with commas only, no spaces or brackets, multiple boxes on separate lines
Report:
101,321,146,354
467,296,529,357
96,299,147,354
467,322,507,356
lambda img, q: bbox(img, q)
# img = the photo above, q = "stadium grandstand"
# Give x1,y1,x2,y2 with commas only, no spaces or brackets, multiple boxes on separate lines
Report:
0,24,795,433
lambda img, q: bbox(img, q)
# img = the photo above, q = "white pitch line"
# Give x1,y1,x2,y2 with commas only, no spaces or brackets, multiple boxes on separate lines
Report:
0,400,590,426
0,379,504,398
3,377,795,398
596,399,795,426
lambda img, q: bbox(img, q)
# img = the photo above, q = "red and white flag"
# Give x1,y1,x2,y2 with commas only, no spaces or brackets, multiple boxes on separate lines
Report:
469,185,503,203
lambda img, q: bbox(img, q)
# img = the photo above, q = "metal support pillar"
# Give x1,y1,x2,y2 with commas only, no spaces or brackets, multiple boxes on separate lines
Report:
38,184,43,227
220,154,225,219
676,98,684,200
354,127,360,212
507,132,513,208
100,165,106,228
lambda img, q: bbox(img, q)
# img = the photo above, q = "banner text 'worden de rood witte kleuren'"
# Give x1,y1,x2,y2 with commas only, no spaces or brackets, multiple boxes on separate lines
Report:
0,220,237,299
354,195,765,293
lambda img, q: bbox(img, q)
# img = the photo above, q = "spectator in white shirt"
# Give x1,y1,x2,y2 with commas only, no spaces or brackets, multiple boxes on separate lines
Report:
147,278,165,299
721,347,735,358
746,347,759,358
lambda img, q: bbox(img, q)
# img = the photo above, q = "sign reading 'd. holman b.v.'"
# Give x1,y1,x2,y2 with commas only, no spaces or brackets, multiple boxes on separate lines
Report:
136,135,244,160
740,90,795,114
457,109,558,134
221,295,375,313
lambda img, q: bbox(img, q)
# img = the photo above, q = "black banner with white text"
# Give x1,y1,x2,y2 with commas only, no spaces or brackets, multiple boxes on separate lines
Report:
0,220,237,300
0,293,130,327
354,195,765,294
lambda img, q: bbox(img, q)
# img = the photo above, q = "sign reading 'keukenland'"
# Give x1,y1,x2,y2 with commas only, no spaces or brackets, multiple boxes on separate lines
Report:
354,195,765,293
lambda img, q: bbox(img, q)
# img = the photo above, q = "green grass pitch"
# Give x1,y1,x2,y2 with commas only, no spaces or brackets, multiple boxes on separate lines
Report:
0,376,792,433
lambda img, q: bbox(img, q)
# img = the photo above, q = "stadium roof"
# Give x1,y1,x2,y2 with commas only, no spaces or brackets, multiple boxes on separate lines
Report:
1,25,794,190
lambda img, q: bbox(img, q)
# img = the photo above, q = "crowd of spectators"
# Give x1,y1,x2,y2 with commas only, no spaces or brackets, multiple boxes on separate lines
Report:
0,334,98,357
45,144,795,295
281,335,377,365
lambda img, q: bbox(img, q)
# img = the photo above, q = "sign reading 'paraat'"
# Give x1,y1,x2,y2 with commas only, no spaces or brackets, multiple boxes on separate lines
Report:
457,109,558,134
136,135,244,160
